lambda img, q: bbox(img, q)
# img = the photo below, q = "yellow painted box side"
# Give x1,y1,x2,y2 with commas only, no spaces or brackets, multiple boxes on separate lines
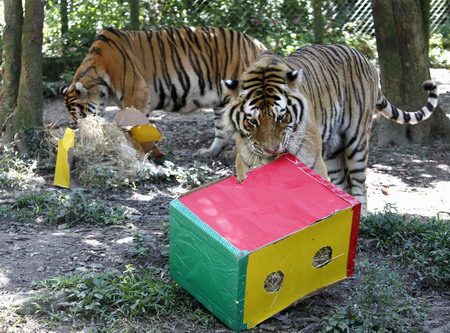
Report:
243,208,354,328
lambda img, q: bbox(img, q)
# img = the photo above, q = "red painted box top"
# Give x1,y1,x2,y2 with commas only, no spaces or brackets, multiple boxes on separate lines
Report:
179,154,359,253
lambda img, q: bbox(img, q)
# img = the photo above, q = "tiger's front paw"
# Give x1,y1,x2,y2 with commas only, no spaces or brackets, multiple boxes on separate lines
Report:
236,173,247,183
195,147,218,158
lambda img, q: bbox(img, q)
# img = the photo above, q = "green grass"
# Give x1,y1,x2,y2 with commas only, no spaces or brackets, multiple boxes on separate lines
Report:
128,232,154,258
321,210,449,332
32,265,216,331
322,260,427,333
6,206,447,332
359,210,450,287
10,190,128,227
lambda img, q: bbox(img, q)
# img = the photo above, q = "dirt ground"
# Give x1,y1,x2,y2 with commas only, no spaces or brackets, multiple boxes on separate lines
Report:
0,69,449,332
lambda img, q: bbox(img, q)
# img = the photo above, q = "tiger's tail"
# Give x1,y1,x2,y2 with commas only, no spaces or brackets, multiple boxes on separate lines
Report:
376,81,439,124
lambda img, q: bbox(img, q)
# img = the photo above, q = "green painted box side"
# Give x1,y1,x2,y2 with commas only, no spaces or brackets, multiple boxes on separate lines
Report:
169,199,248,332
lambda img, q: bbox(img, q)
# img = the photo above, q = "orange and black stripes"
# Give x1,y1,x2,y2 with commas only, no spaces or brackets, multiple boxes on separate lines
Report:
222,44,438,214
60,26,267,157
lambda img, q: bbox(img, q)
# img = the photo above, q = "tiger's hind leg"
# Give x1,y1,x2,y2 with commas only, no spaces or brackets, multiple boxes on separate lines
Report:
196,107,231,157
324,139,368,215
325,151,351,193
343,134,369,215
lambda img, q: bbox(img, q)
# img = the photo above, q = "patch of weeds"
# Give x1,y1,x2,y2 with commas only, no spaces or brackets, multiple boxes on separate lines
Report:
10,190,127,227
23,128,58,168
128,232,155,258
84,160,180,191
322,260,427,332
360,208,450,287
33,265,216,330
0,147,37,190
136,160,179,183
78,164,138,190
174,161,220,188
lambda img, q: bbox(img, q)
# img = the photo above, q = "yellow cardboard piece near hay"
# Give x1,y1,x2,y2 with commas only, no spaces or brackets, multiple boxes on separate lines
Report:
114,107,162,142
129,124,162,142
114,107,163,157
53,128,75,188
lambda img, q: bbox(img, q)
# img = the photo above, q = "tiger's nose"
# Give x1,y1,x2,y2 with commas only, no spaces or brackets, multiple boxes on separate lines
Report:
263,144,284,156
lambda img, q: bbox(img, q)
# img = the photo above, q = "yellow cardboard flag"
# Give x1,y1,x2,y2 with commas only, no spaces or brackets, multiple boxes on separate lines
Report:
53,128,75,188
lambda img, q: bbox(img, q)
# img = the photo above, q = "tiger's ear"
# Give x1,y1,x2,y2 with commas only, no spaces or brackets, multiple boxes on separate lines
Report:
221,79,241,99
74,82,88,98
286,69,303,89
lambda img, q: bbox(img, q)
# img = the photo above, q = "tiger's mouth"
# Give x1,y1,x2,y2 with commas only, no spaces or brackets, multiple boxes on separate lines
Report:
252,143,287,158
67,102,106,120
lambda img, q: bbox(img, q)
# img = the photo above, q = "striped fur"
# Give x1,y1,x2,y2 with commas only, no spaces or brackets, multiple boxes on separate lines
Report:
222,45,438,214
60,26,267,156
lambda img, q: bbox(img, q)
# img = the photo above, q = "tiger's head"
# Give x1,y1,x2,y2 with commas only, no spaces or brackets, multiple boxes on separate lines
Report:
221,59,307,159
60,80,109,121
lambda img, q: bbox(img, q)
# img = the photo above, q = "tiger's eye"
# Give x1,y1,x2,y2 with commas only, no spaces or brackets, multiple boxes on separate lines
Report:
276,114,286,123
248,118,258,126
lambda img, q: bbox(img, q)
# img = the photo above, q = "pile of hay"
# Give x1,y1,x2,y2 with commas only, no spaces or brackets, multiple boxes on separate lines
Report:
74,117,147,188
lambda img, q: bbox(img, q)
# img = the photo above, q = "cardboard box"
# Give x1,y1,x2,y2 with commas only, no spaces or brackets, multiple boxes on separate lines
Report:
169,154,361,332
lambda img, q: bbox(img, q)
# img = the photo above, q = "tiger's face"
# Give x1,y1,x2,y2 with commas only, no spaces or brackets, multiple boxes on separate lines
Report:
222,65,306,158
60,82,108,121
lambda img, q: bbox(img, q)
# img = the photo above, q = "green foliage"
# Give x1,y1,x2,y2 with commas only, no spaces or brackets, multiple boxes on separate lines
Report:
41,0,448,70
127,159,225,190
429,33,450,68
360,209,450,287
43,70,74,98
0,147,37,190
77,158,179,191
44,0,132,58
322,260,427,333
77,164,137,191
34,265,215,329
128,232,153,258
10,190,127,227
174,161,219,188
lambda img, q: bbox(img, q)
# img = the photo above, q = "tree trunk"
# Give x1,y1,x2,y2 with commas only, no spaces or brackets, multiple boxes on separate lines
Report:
2,0,44,153
313,0,324,44
60,0,69,54
371,0,450,147
129,0,140,30
0,0,23,131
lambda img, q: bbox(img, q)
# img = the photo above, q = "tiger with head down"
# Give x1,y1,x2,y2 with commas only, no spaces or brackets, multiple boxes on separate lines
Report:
221,44,438,215
60,26,267,156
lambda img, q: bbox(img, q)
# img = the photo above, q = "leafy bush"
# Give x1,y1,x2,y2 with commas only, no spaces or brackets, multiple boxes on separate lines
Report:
360,210,450,287
44,0,132,58
10,191,127,227
41,0,449,69
322,260,427,332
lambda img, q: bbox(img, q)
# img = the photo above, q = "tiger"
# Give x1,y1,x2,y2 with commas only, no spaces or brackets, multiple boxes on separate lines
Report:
60,26,267,157
221,44,438,215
